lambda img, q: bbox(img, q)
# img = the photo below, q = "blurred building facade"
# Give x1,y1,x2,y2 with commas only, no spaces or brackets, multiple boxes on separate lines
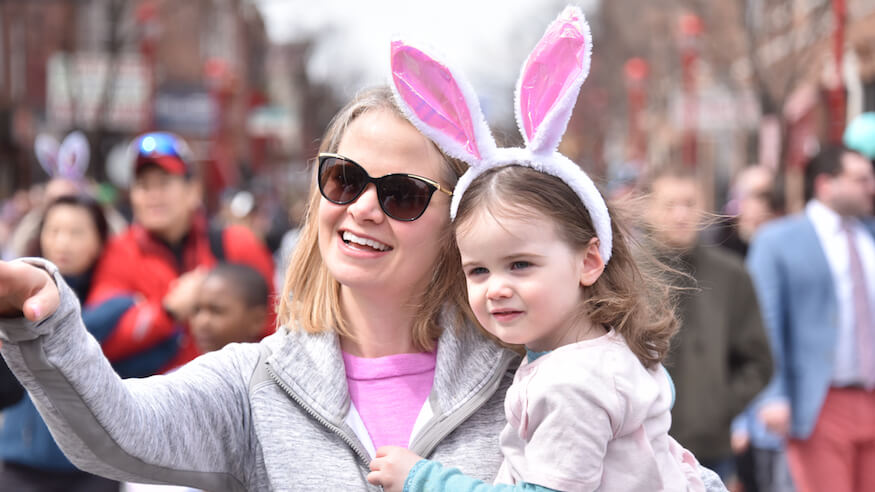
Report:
592,0,875,212
0,0,308,210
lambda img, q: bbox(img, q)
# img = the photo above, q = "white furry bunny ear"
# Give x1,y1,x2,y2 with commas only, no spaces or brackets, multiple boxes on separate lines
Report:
56,131,90,180
515,5,592,155
388,6,611,263
389,39,497,166
35,133,61,177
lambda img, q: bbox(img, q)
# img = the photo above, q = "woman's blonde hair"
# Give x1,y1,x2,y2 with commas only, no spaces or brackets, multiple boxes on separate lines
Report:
276,86,471,352
453,165,679,368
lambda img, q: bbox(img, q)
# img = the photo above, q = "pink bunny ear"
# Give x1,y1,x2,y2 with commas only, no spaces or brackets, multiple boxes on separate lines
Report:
390,40,495,165
35,133,60,176
57,131,90,181
515,6,592,154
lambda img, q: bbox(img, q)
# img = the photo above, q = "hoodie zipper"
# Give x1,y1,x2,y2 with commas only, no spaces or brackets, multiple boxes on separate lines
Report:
266,362,371,466
409,350,516,458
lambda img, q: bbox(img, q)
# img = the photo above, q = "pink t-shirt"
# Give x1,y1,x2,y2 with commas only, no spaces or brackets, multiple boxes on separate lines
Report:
342,349,436,449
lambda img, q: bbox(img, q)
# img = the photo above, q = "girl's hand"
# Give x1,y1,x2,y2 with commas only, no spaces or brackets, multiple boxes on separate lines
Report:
0,260,59,322
367,445,423,492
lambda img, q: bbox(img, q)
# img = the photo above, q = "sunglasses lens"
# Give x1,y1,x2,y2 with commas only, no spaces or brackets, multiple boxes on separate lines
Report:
319,157,368,204
379,175,434,220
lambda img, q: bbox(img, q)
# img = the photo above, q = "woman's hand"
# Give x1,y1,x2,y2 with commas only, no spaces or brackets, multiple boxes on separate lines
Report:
367,445,423,492
0,260,59,322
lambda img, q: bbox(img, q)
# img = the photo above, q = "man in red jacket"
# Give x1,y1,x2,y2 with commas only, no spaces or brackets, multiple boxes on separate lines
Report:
87,132,275,371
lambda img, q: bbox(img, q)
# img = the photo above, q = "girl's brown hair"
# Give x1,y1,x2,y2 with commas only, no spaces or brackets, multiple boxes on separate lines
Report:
453,165,678,368
275,86,471,352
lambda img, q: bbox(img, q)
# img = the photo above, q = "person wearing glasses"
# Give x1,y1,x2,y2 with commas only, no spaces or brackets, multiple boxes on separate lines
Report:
84,132,275,372
0,87,727,490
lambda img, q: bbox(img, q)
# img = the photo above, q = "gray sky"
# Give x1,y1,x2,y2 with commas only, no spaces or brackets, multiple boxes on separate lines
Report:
255,0,597,124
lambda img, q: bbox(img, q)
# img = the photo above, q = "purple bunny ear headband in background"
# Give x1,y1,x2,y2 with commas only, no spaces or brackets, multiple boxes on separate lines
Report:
34,130,91,182
389,5,612,263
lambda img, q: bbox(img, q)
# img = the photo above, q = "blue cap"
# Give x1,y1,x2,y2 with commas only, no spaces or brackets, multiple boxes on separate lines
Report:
132,132,193,177
843,112,875,160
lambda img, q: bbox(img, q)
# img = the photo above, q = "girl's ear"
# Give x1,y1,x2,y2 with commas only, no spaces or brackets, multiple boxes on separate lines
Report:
579,237,605,287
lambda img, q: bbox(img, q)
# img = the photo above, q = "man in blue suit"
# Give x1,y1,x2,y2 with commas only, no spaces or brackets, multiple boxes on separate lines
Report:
747,144,875,492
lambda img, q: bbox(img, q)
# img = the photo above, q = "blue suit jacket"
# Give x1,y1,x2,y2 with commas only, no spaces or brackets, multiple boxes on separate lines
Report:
747,212,875,439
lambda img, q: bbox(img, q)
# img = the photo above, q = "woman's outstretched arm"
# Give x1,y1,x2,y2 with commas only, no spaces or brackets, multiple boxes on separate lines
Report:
0,258,260,491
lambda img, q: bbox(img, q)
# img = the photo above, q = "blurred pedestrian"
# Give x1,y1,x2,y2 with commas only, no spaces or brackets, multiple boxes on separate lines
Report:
643,166,774,485
190,263,268,353
716,167,795,492
4,131,126,261
85,131,275,372
747,144,875,492
3,178,79,260
712,165,783,258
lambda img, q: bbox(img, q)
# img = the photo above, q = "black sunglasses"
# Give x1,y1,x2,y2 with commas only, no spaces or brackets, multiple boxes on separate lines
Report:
317,153,453,221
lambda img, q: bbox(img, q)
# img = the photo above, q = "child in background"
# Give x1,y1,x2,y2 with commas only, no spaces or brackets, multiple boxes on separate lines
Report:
368,7,705,491
190,263,269,353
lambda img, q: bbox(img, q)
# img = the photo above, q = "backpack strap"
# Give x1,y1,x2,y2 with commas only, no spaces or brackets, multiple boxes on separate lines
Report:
208,226,226,262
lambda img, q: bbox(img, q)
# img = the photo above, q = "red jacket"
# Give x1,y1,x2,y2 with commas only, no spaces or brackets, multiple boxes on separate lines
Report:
87,213,276,371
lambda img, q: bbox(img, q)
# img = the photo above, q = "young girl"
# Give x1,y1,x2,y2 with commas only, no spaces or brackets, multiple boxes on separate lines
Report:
368,6,705,491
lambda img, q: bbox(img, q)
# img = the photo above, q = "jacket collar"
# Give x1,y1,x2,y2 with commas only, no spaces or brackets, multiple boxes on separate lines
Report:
130,212,208,271
265,310,517,425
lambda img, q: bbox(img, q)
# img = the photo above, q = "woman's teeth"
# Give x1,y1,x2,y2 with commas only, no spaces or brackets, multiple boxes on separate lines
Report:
342,231,390,251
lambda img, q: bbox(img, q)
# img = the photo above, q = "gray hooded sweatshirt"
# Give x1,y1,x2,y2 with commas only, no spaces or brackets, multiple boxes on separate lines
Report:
0,259,727,491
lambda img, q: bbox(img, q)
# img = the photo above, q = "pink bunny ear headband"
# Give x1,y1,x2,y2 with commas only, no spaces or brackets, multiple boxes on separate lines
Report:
389,6,612,263
34,130,90,182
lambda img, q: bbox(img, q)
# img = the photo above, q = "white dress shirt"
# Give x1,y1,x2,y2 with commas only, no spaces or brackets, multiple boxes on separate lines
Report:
807,200,875,386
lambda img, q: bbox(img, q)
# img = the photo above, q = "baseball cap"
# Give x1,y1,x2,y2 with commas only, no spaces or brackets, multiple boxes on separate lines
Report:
132,132,194,177
843,112,875,160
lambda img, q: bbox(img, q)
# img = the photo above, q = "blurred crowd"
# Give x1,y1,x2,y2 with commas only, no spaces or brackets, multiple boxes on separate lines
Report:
0,131,306,492
0,111,874,492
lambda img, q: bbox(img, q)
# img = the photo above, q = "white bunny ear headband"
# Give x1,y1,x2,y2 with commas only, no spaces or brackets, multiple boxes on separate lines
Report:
389,6,612,263
34,130,90,182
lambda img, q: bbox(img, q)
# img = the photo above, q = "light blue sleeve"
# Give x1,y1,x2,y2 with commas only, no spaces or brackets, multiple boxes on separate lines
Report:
404,460,559,492
663,365,676,408
745,231,790,405
731,409,749,435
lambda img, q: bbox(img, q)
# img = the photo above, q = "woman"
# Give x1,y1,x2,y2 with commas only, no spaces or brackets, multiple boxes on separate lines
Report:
0,89,726,491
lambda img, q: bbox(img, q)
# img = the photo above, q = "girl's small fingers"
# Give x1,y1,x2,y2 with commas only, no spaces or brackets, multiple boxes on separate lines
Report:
374,446,392,457
366,471,381,485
